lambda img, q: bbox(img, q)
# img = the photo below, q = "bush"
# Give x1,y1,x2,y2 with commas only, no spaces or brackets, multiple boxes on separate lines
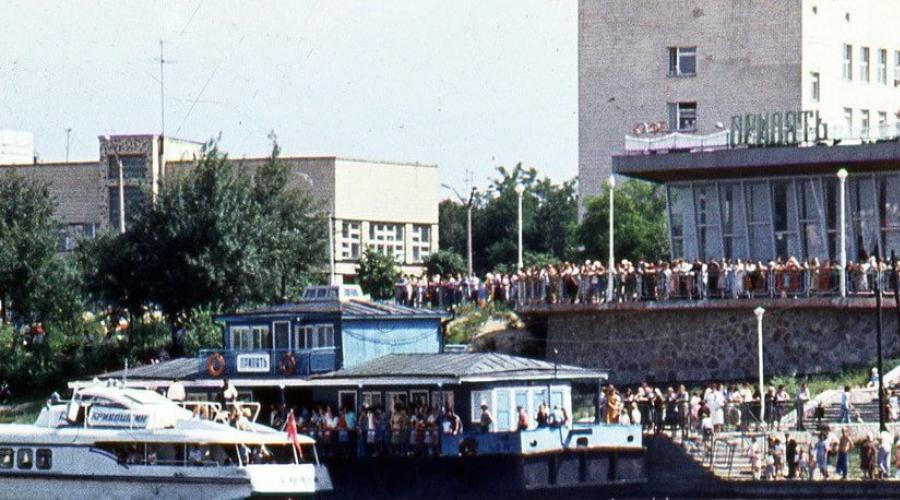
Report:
180,307,223,356
423,250,466,277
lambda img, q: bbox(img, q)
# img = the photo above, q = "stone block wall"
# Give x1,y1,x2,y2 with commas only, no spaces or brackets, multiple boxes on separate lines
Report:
533,299,900,385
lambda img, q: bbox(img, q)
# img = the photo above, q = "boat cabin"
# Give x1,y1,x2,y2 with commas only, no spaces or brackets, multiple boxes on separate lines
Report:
203,285,446,378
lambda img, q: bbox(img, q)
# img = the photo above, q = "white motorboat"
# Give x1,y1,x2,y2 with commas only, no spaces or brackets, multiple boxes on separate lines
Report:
0,380,331,499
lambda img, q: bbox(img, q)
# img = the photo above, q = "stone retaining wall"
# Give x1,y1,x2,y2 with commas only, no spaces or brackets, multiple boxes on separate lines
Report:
526,299,900,385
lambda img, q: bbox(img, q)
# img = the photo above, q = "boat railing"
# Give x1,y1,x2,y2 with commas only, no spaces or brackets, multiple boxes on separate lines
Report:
177,400,262,429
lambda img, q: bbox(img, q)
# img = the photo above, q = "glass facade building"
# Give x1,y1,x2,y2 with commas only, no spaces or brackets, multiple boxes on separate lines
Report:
613,141,900,263
667,173,900,262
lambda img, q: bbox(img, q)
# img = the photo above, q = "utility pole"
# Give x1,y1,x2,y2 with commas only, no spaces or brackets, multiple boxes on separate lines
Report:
65,128,71,162
158,40,167,138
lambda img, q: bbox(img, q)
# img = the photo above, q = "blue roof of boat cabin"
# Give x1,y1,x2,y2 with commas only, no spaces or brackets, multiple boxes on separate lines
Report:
216,299,447,321
311,353,608,384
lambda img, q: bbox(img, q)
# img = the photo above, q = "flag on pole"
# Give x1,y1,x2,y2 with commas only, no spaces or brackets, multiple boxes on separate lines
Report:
286,410,304,460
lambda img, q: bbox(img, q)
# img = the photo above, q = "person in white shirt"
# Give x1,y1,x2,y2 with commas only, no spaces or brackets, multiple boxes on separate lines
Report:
795,383,810,431
166,378,186,402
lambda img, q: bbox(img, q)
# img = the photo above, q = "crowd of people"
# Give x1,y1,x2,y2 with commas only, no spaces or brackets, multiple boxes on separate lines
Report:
748,428,900,480
395,256,900,308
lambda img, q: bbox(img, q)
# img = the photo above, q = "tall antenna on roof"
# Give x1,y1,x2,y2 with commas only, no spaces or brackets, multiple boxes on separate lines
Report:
156,40,169,138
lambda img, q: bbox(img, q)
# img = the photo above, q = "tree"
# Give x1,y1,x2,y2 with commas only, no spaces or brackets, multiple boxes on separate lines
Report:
578,179,669,263
423,250,466,277
471,163,578,273
252,139,327,302
81,139,327,330
356,248,399,300
0,173,83,326
438,199,467,255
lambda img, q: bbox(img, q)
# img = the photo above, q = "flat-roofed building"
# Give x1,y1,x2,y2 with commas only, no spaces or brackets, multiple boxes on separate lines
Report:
579,0,900,211
0,133,438,280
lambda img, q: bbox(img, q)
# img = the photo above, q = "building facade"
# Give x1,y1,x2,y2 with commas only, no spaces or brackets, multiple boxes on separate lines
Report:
613,141,900,263
579,0,900,211
0,134,439,280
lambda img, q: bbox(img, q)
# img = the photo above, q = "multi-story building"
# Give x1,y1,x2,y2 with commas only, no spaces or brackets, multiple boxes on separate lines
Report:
0,133,439,281
579,0,900,210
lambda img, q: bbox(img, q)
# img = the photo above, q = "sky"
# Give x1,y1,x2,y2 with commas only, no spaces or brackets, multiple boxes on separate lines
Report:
0,0,577,195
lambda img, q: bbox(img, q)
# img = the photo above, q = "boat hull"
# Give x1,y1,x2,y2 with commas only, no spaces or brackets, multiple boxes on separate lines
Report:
0,474,254,500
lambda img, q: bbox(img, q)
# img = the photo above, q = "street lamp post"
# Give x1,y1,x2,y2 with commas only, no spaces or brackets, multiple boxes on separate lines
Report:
515,184,525,271
837,168,848,297
607,175,616,302
754,306,766,428
467,187,476,276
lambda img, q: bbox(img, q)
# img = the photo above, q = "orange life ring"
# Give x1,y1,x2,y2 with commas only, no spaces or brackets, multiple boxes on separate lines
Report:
206,352,226,377
279,352,297,376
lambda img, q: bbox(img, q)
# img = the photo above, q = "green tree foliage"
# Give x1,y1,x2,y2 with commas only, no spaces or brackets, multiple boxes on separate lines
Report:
81,139,326,324
578,179,669,263
0,173,73,324
469,163,578,273
252,139,327,302
356,247,399,300
437,199,468,256
423,250,466,277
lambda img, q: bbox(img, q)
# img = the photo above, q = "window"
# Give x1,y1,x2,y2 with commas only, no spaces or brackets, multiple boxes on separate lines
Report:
895,51,900,87
368,223,404,262
107,155,146,179
229,326,270,350
843,108,853,135
878,111,889,136
362,391,383,409
16,449,33,470
230,326,249,349
667,102,697,132
0,448,12,469
298,324,335,349
273,321,290,350
842,44,853,80
252,326,271,350
108,186,145,230
860,47,870,82
385,391,408,412
35,449,52,470
667,47,697,76
56,222,98,252
810,72,820,102
340,221,361,260
411,225,431,262
338,391,358,412
878,49,888,84
431,390,454,411
861,109,870,136
410,390,429,408
471,390,492,423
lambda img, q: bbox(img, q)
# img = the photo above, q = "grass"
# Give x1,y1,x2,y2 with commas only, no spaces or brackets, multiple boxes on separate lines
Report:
0,398,45,424
771,357,900,398
445,301,516,345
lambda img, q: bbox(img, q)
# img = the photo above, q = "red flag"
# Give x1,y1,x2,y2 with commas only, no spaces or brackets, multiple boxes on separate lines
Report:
286,411,304,460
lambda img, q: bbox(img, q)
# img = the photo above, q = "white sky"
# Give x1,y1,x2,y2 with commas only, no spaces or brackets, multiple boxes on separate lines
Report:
0,0,577,194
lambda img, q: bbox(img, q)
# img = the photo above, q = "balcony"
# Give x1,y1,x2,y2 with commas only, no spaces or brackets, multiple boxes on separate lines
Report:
198,348,338,378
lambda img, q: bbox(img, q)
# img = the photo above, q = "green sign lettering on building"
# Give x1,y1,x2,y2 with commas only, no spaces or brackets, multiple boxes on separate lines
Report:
730,110,828,147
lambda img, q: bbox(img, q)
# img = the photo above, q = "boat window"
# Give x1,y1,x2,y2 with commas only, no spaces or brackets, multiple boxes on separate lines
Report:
36,449,52,470
17,449,33,469
0,448,12,469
